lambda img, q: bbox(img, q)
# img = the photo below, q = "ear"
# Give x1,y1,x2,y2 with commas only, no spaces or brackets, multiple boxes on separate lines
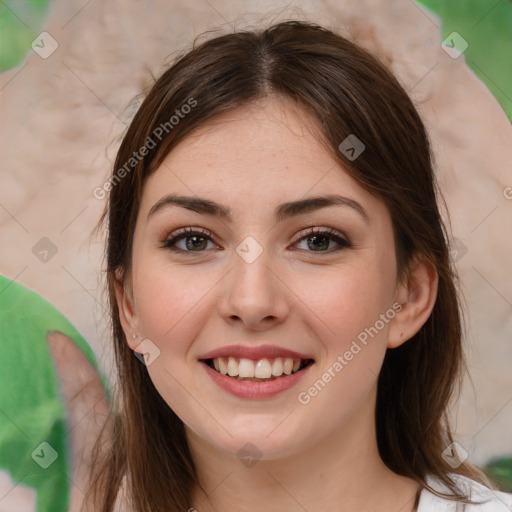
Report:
113,269,140,351
387,255,438,349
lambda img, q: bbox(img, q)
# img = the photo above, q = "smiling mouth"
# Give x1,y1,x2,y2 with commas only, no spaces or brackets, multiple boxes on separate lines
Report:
202,357,315,382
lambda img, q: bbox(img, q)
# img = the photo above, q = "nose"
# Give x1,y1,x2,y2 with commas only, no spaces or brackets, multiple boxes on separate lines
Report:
218,244,290,331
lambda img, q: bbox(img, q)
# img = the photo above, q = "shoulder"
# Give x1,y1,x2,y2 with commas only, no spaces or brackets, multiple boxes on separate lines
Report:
417,473,512,511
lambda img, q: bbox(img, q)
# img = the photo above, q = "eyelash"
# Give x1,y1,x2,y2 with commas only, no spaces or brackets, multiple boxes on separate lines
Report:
160,226,352,255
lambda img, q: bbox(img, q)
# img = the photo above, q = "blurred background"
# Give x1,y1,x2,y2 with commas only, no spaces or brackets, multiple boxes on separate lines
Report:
1,0,511,120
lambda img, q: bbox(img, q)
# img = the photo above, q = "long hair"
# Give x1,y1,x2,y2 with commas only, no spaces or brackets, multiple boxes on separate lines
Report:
88,19,492,511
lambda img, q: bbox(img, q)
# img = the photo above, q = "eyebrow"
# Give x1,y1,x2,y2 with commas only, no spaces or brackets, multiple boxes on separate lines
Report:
147,193,370,224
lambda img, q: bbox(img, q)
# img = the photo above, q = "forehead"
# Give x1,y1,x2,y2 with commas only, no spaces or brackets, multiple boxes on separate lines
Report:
139,96,382,220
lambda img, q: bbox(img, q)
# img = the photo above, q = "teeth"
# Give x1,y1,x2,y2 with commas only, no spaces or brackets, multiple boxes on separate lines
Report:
255,359,272,378
227,357,238,377
283,358,293,375
218,357,228,375
271,357,283,376
209,356,309,379
239,358,254,378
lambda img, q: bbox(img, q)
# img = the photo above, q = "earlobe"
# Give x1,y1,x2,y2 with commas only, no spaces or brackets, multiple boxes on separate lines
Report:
113,269,139,350
387,256,439,349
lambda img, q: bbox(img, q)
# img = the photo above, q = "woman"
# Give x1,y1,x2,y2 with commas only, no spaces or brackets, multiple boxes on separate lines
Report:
85,20,512,512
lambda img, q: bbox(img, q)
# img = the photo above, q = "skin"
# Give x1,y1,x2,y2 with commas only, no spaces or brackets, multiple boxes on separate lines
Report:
115,95,438,512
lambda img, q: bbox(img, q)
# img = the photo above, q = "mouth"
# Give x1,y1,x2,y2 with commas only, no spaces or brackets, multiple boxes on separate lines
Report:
200,356,315,382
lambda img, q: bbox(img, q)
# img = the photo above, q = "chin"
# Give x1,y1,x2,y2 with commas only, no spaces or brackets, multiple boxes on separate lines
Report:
204,424,311,463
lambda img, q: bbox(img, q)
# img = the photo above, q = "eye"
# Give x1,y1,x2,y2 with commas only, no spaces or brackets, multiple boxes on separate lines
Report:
293,227,352,253
161,226,352,254
161,227,218,253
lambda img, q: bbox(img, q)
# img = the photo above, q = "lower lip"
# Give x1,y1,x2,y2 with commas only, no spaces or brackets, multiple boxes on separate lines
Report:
200,361,314,399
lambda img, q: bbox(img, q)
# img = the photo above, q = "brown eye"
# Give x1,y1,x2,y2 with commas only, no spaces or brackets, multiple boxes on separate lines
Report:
162,227,218,253
294,228,351,253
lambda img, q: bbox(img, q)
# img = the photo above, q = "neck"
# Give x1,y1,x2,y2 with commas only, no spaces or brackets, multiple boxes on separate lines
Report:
186,388,420,512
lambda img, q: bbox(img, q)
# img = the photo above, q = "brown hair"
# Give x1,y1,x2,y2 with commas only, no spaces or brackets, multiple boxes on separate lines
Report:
88,19,493,511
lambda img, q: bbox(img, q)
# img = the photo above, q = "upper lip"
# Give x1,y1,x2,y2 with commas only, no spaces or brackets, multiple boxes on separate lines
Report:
198,344,314,361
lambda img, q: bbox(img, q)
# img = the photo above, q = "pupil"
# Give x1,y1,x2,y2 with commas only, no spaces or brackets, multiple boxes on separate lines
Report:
187,236,207,251
308,235,328,251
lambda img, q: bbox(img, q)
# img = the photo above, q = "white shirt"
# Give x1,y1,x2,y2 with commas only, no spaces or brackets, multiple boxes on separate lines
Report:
418,474,512,511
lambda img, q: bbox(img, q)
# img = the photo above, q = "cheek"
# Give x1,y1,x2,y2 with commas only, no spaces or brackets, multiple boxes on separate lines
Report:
290,259,396,407
293,260,392,348
131,250,215,345
291,268,392,425
131,260,213,414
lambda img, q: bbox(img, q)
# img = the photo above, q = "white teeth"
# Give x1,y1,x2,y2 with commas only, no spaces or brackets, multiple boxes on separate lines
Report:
239,358,255,378
271,357,283,376
227,356,239,376
255,359,272,379
218,357,228,375
210,356,308,379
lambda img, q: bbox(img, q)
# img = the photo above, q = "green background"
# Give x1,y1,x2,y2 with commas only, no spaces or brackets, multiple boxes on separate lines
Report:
0,274,107,512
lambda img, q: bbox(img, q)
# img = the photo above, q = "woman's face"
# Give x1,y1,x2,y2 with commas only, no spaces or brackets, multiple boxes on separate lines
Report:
118,96,404,460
